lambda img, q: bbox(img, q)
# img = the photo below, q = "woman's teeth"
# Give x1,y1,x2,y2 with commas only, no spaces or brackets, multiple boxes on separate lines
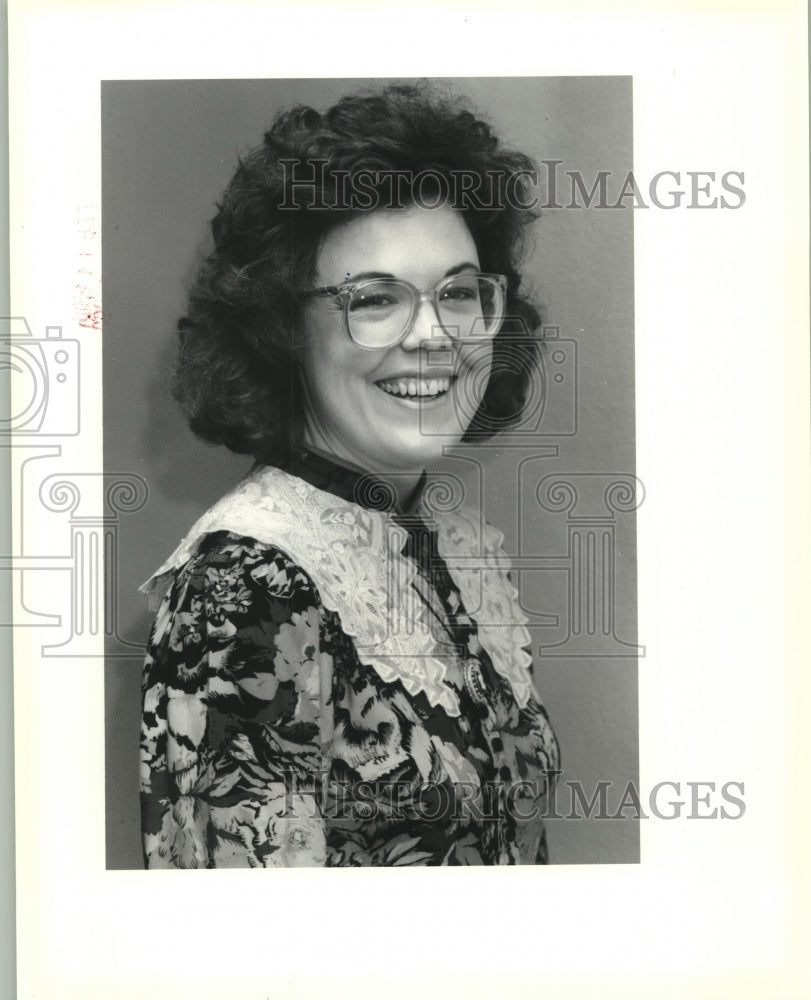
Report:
377,376,451,398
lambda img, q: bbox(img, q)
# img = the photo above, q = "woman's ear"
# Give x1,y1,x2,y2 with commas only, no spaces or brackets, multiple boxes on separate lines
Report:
290,333,308,367
289,301,313,360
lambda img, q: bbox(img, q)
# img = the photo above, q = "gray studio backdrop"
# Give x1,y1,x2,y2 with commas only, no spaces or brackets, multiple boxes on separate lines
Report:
103,77,638,867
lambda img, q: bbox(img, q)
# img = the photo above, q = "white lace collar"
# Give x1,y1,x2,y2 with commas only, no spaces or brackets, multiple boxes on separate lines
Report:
141,465,532,717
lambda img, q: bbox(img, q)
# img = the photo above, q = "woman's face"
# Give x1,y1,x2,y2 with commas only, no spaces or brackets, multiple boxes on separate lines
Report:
297,205,493,476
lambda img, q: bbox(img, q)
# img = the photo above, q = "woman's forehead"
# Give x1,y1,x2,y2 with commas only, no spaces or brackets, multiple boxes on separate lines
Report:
314,205,479,285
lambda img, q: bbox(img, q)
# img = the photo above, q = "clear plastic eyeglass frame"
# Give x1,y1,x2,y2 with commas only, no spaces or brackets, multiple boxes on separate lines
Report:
301,272,508,350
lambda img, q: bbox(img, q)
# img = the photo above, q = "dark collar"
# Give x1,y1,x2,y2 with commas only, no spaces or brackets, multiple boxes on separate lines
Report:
279,446,427,516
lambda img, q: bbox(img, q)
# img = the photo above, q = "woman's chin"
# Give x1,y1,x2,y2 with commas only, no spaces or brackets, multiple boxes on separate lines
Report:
372,429,463,473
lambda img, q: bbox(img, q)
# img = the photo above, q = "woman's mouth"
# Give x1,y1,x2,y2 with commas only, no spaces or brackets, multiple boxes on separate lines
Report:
376,376,453,399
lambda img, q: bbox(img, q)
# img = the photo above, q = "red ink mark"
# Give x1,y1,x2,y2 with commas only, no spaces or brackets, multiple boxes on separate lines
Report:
79,308,103,331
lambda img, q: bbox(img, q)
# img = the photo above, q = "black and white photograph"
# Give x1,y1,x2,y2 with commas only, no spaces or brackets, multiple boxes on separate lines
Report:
5,2,809,998
102,76,638,871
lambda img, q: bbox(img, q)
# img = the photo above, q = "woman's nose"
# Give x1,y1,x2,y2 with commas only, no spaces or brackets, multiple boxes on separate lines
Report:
399,293,454,352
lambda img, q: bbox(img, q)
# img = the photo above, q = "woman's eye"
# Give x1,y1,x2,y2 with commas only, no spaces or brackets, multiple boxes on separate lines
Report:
441,285,478,302
350,294,397,311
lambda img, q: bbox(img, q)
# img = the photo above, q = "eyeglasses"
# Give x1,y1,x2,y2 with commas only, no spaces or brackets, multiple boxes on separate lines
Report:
301,272,508,350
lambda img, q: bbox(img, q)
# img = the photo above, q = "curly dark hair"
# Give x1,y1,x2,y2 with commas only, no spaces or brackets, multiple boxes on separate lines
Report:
174,82,543,465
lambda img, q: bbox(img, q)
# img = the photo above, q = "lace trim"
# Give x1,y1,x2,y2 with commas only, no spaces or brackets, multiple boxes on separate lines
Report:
430,507,533,709
141,466,532,716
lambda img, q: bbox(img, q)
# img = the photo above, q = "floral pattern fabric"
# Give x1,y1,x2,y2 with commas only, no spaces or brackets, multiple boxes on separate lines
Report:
140,459,560,867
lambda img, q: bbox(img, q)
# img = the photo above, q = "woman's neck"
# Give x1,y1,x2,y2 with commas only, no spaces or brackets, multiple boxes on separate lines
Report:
297,433,425,513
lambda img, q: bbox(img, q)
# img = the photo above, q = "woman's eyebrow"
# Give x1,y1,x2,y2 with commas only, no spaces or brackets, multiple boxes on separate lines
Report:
444,261,480,278
339,261,480,283
338,270,393,283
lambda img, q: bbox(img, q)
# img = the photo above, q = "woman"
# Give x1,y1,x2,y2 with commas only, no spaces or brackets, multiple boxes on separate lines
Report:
139,83,559,867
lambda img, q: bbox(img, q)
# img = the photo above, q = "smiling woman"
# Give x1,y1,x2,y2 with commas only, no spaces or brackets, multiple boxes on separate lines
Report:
138,83,560,867
297,206,495,498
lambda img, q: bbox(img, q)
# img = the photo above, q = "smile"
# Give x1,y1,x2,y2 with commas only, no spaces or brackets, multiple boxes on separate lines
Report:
376,376,453,399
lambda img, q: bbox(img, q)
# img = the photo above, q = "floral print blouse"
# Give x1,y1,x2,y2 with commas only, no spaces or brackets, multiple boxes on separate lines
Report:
140,450,559,867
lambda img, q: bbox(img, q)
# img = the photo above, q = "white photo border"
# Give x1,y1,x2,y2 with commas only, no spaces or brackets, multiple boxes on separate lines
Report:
8,2,811,999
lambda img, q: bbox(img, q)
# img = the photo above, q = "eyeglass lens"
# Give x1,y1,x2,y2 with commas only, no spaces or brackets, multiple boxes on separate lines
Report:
347,275,503,348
